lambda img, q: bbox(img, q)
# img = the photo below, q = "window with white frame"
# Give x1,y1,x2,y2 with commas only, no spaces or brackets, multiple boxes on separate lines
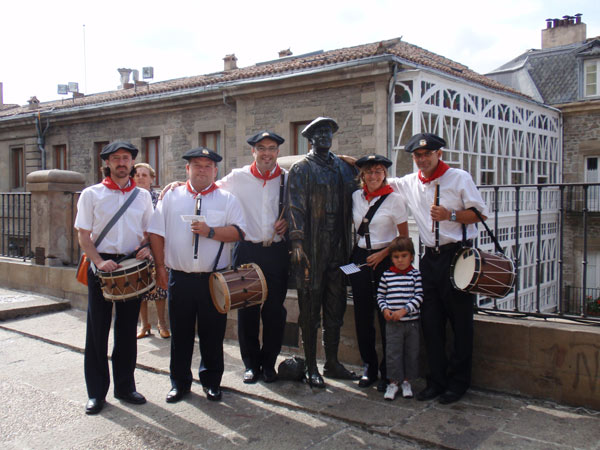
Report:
584,59,600,97
585,156,600,212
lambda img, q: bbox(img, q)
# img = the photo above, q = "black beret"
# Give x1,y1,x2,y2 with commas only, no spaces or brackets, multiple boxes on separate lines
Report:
100,141,138,160
404,133,446,153
356,154,392,169
182,147,223,162
301,117,339,138
247,130,285,146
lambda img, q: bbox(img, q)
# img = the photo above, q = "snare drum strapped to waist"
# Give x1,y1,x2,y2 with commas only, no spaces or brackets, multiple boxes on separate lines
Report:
209,263,267,314
450,247,515,298
97,258,156,301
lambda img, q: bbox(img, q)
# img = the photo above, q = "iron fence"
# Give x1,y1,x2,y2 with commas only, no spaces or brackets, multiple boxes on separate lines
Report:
463,182,600,324
0,193,32,260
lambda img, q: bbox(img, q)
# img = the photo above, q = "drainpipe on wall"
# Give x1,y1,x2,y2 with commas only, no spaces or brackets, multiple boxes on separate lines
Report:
387,63,398,176
35,113,50,170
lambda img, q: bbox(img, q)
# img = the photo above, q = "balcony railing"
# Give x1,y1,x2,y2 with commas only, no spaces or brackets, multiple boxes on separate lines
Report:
463,183,600,324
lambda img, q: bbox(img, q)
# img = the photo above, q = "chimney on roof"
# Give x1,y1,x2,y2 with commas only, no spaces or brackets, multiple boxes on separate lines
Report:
117,68,134,89
278,48,292,58
27,96,40,110
223,54,238,71
542,13,586,49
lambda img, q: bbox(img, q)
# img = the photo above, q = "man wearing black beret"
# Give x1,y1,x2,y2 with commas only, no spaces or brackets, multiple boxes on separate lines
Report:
149,147,246,403
74,141,154,414
288,117,359,387
218,130,289,384
389,132,487,404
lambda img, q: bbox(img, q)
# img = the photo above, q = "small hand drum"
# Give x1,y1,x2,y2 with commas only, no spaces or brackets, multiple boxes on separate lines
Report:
450,248,515,298
209,263,268,314
97,258,155,301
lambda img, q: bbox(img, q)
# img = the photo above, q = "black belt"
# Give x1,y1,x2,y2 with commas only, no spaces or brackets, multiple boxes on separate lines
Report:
99,252,126,260
425,241,471,255
171,269,211,278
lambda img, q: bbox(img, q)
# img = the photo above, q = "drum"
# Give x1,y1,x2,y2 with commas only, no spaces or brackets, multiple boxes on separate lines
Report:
97,258,156,301
450,247,515,298
209,263,268,314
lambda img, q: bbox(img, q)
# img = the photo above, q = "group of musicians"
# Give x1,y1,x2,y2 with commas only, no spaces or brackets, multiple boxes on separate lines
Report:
75,124,486,415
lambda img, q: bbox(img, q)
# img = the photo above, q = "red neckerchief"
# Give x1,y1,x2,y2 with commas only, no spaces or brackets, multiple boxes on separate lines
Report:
418,160,450,184
250,161,281,187
389,264,414,275
363,184,393,203
102,177,136,193
186,180,218,198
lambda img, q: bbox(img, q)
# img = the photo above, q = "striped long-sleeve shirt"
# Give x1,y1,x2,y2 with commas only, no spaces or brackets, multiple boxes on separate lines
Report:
377,268,423,321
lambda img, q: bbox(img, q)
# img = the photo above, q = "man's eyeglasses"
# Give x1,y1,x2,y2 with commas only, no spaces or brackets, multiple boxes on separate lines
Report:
256,146,279,153
412,150,438,159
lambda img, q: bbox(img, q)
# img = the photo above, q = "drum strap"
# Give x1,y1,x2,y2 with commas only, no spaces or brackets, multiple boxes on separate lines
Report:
89,188,140,273
278,172,285,218
465,207,505,254
95,188,140,248
212,224,245,272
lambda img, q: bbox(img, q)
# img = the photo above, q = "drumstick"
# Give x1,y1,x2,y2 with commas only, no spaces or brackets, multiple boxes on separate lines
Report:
115,242,151,263
433,182,440,252
264,206,286,247
193,196,201,259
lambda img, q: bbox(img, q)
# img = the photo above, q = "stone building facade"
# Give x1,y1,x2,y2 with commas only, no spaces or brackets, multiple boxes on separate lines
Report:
487,14,600,310
0,37,561,312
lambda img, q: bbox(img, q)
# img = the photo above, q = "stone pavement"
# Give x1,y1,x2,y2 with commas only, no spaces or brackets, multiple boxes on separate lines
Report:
1,288,599,449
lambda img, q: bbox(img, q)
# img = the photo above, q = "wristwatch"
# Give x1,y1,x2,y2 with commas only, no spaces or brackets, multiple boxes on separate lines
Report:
450,210,457,222
207,227,215,239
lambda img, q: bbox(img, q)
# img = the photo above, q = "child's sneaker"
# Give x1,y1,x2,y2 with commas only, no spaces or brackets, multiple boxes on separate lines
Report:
384,383,399,400
401,381,413,398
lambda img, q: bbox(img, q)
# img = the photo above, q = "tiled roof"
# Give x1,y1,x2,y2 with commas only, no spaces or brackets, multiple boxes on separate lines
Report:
0,37,525,120
488,37,600,105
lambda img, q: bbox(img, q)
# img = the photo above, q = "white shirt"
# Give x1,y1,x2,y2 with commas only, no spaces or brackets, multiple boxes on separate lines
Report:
389,168,488,248
218,165,286,244
352,190,407,250
148,184,246,273
74,183,153,254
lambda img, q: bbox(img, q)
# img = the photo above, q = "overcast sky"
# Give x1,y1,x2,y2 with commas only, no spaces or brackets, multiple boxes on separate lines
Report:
2,0,599,106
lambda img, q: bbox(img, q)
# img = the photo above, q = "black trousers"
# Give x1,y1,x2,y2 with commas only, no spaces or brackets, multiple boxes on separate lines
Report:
233,240,289,372
420,244,474,395
168,270,227,390
84,255,141,400
349,247,389,380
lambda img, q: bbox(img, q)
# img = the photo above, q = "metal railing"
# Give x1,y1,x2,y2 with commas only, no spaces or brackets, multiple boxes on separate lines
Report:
467,183,600,324
0,193,32,260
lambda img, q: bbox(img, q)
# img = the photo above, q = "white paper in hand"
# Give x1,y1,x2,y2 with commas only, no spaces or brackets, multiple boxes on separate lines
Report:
181,215,206,223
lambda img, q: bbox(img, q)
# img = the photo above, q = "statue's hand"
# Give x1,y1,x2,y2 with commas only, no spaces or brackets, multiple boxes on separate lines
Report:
291,240,310,268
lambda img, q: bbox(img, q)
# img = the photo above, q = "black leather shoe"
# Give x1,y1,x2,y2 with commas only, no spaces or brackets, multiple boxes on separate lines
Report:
243,368,260,384
305,369,325,388
416,386,444,401
377,379,388,392
262,367,278,383
85,398,104,415
438,391,463,405
203,386,222,401
358,375,377,388
114,391,146,405
323,361,359,380
166,387,190,403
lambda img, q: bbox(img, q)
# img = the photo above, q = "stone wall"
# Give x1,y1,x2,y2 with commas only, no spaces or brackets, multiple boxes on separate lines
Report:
1,258,598,410
0,76,387,192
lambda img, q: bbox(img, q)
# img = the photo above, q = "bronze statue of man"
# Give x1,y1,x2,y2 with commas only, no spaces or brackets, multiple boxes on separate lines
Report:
287,117,358,387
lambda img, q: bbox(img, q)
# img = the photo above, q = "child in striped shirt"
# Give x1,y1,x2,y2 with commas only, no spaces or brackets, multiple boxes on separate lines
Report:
377,236,423,400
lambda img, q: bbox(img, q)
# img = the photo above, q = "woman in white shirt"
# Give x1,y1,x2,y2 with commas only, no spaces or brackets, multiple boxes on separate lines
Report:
350,154,408,392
